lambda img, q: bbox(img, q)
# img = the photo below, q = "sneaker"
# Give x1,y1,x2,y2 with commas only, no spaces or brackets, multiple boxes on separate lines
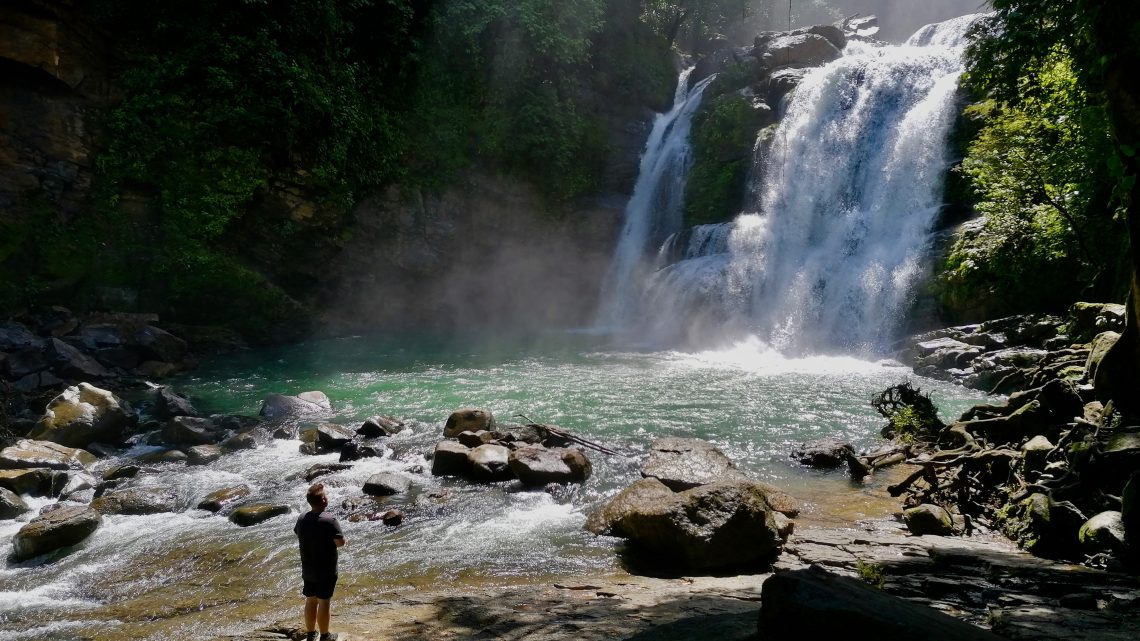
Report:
319,634,338,641
305,632,318,641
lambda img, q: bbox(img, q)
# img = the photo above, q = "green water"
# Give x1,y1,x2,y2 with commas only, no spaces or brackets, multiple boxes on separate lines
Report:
1,333,992,640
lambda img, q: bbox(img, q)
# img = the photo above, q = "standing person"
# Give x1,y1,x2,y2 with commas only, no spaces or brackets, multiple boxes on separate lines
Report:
294,483,345,641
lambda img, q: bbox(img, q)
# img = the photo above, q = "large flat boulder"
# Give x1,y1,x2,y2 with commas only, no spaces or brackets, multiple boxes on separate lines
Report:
28,383,134,448
431,441,471,476
640,437,749,490
508,446,591,485
587,478,787,570
11,505,102,562
0,439,95,470
363,473,411,496
758,33,841,68
91,486,178,515
259,391,331,420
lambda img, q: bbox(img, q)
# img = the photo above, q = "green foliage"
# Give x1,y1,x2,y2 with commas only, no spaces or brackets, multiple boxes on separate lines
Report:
855,559,886,589
872,382,945,442
940,53,1128,316
641,0,753,47
684,90,768,226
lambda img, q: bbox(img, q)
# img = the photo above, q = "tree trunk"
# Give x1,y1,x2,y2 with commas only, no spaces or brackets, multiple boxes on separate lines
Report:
1090,1,1140,416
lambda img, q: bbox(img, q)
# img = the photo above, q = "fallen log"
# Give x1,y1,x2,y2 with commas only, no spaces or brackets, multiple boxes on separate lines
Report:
513,415,622,456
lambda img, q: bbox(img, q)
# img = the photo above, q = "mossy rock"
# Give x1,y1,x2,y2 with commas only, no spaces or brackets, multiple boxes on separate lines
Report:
998,493,1086,560
229,503,290,527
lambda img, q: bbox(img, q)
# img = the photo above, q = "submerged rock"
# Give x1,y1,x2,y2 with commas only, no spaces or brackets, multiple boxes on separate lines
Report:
302,463,352,483
259,392,330,420
792,439,854,469
11,505,101,562
28,383,134,448
102,464,140,482
185,444,224,466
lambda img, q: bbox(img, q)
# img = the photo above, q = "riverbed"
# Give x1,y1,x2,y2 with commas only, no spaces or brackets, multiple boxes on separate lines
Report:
0,334,991,640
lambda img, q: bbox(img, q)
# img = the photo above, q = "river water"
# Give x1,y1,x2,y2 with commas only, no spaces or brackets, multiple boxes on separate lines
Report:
1,334,989,640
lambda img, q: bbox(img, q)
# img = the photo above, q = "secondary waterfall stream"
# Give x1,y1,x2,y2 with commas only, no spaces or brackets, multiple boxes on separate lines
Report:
608,15,982,355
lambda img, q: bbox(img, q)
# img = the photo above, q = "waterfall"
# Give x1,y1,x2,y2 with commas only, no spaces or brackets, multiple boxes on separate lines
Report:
635,15,982,355
594,68,715,330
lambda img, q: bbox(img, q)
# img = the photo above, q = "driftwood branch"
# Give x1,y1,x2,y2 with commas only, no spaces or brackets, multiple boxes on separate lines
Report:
514,414,621,456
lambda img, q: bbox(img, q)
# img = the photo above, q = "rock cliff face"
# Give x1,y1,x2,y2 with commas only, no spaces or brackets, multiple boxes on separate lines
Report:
321,174,621,335
0,0,108,223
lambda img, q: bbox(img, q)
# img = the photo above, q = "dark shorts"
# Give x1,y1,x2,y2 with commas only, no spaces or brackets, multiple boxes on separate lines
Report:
302,574,337,600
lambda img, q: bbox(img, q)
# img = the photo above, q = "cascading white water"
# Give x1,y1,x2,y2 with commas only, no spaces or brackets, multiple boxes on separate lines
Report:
594,68,715,330
638,15,983,355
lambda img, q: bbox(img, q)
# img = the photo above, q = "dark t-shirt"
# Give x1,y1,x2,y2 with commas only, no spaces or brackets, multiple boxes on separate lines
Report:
294,511,343,580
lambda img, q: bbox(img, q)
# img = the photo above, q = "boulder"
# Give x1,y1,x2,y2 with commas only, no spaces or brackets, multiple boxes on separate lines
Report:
807,24,846,50
1,346,49,379
1069,302,1126,341
467,444,512,482
759,566,1005,640
314,423,356,449
338,441,383,462
640,437,749,490
444,408,496,437
585,478,677,536
431,441,472,476
0,439,96,470
58,472,98,502
259,393,329,420
1079,511,1126,555
508,447,591,486
380,509,404,526
0,321,41,350
161,416,220,446
43,337,109,379
185,444,225,466
1085,331,1120,381
91,486,178,515
357,415,405,438
220,431,260,451
1,487,30,519
302,463,352,482
759,33,841,68
212,414,262,432
153,386,199,420
197,485,251,512
138,449,189,464
999,493,1087,560
561,448,593,481
0,468,58,496
131,325,189,363
28,383,134,448
363,473,411,496
766,68,809,106
11,505,102,562
296,391,332,409
904,504,955,536
102,464,140,482
229,503,290,527
594,479,786,571
11,370,65,393
792,439,854,469
457,431,488,448
1021,435,1053,478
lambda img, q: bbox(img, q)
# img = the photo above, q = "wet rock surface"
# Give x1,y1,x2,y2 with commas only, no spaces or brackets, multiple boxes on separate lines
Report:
211,524,1140,641
640,437,749,490
11,504,102,562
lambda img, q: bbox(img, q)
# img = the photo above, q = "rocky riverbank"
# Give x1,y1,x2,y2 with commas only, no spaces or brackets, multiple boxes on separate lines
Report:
207,521,1140,641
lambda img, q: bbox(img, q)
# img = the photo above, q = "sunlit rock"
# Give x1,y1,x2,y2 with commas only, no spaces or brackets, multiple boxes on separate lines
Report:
229,503,290,527
185,444,224,466
11,505,101,562
640,437,748,490
259,392,330,420
443,408,495,437
29,383,134,448
1079,511,1125,556
197,485,251,512
508,446,591,486
430,441,471,476
588,479,786,571
363,473,410,496
0,468,58,496
904,504,955,536
0,439,96,470
467,444,512,482
0,487,30,519
91,486,178,515
357,415,405,438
